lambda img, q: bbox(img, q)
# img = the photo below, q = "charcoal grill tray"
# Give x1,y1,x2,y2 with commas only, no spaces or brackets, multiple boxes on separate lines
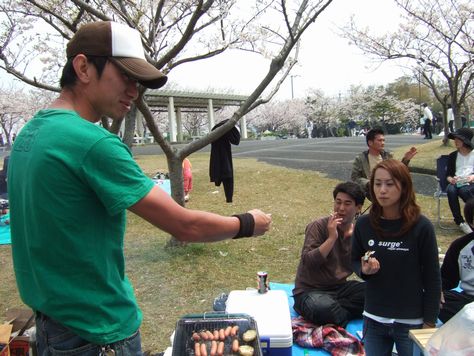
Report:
172,313,262,356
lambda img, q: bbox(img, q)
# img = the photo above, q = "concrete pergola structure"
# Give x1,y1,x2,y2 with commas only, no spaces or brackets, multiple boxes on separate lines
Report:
140,89,249,143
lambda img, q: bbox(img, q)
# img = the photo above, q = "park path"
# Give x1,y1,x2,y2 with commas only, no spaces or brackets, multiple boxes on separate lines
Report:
133,134,439,196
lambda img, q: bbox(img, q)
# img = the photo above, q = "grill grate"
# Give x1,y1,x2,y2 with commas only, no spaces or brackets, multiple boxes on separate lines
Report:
172,313,262,356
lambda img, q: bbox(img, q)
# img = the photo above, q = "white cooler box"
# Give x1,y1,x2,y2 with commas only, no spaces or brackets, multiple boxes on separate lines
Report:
225,290,292,355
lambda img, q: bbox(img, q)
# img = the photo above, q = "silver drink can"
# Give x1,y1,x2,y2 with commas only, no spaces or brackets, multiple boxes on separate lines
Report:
257,271,268,294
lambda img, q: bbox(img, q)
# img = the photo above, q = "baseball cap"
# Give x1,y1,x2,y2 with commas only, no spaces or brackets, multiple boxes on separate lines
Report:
67,21,167,89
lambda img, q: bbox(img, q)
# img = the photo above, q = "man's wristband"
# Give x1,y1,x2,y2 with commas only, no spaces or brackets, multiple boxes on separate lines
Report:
232,213,255,239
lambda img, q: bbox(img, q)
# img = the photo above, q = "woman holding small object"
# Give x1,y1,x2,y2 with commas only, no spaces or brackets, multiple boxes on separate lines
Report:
351,159,441,356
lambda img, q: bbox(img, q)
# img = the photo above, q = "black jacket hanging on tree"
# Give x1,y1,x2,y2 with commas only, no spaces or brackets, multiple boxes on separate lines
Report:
209,120,241,203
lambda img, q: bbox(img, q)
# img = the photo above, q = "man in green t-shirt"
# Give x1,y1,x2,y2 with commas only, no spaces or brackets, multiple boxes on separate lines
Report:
8,21,272,355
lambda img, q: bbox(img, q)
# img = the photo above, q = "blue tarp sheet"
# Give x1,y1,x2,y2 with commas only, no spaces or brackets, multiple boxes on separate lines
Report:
269,282,363,356
153,179,171,195
0,213,11,245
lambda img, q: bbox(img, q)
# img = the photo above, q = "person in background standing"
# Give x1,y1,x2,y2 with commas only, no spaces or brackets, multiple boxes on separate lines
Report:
422,103,433,139
352,159,441,356
306,120,314,139
348,120,357,137
419,115,425,136
182,158,192,202
447,104,455,133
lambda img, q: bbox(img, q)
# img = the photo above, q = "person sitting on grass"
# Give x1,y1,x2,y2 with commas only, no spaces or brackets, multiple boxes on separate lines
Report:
292,181,366,327
445,127,474,234
439,197,474,323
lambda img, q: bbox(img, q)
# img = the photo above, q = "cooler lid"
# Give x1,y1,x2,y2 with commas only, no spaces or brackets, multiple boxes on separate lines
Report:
225,290,292,342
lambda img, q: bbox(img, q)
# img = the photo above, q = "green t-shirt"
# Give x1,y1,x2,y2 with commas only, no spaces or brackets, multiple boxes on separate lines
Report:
8,109,154,344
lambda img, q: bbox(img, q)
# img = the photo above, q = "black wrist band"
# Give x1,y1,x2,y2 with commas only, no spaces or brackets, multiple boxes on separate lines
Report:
232,213,255,239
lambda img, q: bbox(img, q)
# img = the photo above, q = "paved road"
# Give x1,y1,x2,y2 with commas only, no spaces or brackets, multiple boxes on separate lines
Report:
133,134,439,196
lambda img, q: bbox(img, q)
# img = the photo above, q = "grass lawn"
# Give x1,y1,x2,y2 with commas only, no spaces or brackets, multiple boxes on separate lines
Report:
0,136,462,352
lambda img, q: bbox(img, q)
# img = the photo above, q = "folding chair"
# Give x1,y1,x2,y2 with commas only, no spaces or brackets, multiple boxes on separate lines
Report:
434,155,456,229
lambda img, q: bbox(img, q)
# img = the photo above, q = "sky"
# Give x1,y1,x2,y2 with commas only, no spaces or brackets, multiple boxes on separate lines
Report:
168,0,406,100
0,0,406,100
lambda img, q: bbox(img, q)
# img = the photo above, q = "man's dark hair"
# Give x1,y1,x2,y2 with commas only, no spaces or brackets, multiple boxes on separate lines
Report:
365,128,384,146
333,181,365,206
60,56,108,88
464,198,474,227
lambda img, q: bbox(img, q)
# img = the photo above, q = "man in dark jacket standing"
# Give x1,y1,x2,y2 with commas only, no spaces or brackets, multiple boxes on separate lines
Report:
210,119,241,203
351,128,417,199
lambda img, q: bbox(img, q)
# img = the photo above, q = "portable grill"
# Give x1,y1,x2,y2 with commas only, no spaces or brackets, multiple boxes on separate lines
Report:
172,313,262,356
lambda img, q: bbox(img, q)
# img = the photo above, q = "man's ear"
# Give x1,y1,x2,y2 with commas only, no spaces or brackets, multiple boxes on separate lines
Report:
72,54,93,83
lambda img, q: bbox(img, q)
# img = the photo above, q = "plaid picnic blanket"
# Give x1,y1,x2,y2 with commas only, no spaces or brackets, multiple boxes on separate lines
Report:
292,316,365,356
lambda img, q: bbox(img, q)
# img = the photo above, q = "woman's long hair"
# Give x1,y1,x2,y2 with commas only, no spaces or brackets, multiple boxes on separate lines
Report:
369,159,421,238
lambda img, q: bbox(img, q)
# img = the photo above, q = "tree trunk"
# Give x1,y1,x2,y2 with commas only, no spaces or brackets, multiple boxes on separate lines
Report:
165,155,187,247
123,107,137,148
110,118,124,135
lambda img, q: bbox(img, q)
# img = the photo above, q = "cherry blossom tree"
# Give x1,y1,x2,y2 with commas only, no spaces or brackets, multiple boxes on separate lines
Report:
0,86,53,147
245,98,308,136
305,89,339,137
305,85,418,136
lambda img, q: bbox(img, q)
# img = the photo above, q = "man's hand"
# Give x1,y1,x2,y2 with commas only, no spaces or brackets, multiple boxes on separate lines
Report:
248,209,272,236
327,213,342,241
403,146,418,161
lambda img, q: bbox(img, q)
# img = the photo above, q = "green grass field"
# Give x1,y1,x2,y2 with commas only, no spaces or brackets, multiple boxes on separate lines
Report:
0,137,461,352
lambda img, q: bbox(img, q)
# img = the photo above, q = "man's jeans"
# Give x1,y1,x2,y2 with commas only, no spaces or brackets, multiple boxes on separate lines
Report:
293,281,365,327
446,183,474,224
362,317,422,356
35,312,143,356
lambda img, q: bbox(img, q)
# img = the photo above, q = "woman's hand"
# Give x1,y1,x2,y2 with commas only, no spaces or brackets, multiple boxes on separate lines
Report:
361,253,380,275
